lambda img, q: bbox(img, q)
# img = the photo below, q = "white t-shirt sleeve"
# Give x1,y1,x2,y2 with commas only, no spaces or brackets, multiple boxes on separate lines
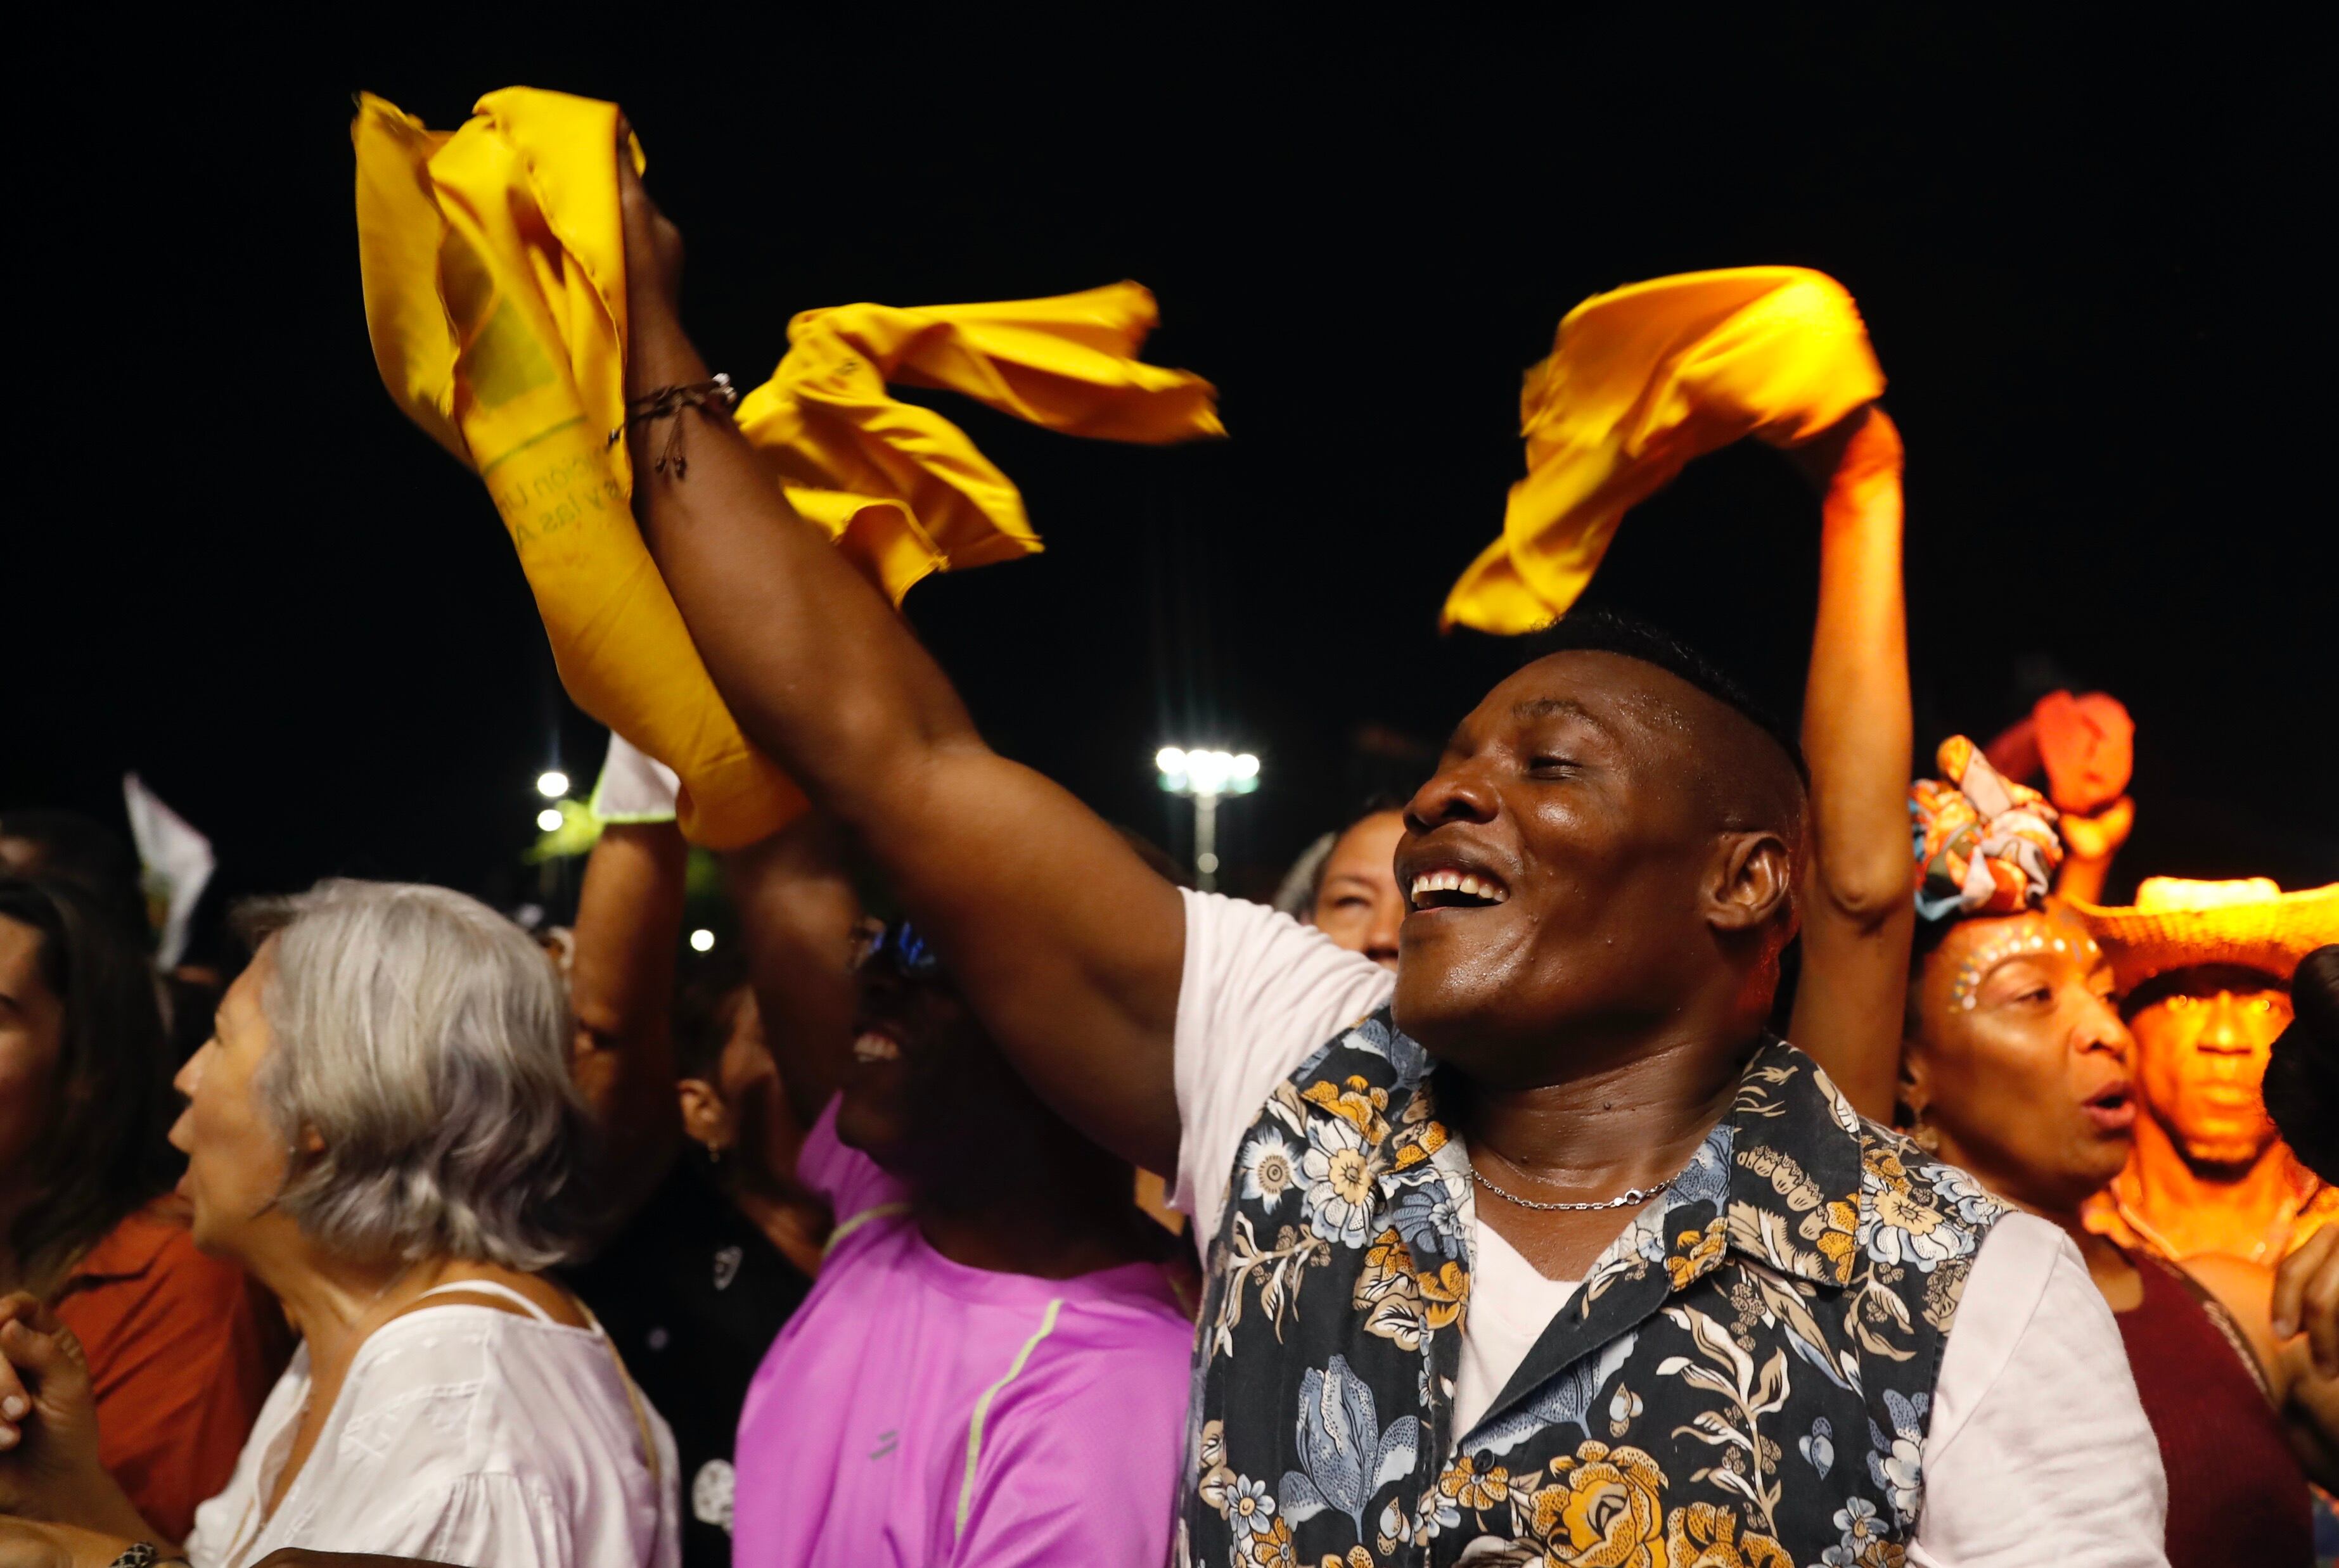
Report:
1171,889,1397,1235
1912,1211,2168,1567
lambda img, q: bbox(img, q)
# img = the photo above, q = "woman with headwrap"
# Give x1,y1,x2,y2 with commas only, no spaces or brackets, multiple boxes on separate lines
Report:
1889,742,2333,1563
1786,424,2339,1558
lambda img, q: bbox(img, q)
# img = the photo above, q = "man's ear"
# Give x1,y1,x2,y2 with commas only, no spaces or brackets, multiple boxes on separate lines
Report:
678,1078,734,1153
1707,831,1797,936
1898,1040,1932,1126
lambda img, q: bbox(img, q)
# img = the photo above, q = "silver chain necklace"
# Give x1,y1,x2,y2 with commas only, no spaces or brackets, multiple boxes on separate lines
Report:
1469,1163,1681,1213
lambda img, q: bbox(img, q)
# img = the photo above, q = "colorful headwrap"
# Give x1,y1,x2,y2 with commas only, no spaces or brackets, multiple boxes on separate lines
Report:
1909,736,2067,923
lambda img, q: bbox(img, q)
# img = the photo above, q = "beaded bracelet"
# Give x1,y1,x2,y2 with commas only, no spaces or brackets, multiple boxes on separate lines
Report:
108,1546,188,1568
608,373,740,480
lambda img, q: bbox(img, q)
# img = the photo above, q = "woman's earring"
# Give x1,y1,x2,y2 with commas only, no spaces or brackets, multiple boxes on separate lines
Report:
1909,1111,1942,1154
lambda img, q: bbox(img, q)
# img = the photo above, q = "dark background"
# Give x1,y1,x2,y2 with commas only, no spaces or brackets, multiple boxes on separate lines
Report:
10,15,2331,955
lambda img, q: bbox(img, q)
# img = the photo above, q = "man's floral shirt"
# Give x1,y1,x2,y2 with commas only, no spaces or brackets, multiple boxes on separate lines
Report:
1179,1012,2008,1568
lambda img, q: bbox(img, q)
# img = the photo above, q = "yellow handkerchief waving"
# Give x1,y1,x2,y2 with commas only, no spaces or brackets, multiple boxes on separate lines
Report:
741,286,1223,603
1443,267,1883,634
353,87,1221,846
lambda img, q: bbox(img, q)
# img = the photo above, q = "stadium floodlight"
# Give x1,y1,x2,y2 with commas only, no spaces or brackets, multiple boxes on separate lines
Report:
1154,746,1262,891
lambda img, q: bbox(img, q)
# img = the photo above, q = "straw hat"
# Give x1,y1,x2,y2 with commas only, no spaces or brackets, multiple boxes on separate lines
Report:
2073,877,2339,993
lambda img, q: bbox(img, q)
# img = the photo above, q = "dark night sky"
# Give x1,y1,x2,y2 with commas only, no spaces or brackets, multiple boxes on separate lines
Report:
11,15,2332,952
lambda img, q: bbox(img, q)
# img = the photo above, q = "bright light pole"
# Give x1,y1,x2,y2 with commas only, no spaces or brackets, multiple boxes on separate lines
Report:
534,770,572,909
1155,747,1259,892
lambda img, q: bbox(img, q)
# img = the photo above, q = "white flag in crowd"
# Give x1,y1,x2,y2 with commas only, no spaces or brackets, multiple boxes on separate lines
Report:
123,772,215,968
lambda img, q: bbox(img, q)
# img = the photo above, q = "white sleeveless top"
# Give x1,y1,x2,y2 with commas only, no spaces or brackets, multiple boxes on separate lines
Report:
185,1280,680,1568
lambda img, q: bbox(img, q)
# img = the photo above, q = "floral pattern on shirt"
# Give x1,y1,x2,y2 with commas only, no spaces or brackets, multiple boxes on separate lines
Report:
1182,1015,2008,1567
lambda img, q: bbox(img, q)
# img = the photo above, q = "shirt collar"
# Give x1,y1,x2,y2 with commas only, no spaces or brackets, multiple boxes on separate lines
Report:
62,1202,183,1288
1707,1036,1873,1289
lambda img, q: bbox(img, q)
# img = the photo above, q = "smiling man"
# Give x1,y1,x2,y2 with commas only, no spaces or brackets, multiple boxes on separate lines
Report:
608,158,2162,1565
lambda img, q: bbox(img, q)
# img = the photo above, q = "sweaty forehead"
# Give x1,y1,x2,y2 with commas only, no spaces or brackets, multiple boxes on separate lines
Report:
1466,652,1710,762
1459,650,1808,839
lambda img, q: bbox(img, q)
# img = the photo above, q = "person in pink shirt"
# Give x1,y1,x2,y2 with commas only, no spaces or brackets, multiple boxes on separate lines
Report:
730,888,1193,1567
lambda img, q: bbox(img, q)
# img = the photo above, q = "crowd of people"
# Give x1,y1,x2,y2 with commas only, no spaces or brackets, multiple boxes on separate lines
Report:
4,108,2337,1568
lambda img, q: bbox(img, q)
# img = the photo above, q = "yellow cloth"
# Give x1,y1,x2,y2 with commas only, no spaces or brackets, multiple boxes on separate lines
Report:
1443,267,1885,634
353,88,1221,846
739,288,1222,602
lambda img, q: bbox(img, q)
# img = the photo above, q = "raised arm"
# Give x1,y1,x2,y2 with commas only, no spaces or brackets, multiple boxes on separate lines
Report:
1786,407,1916,1120
567,819,689,1222
613,150,1185,1175
721,814,861,1136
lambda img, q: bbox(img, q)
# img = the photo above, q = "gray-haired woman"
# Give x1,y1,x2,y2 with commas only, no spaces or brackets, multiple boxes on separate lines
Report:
0,881,679,1568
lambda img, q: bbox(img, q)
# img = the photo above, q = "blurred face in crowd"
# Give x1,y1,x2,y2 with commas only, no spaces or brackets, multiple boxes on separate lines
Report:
0,915,63,1197
679,986,807,1193
1906,905,2137,1215
2130,964,2291,1168
1310,811,1406,969
1390,651,1800,1081
170,943,297,1259
838,920,1040,1191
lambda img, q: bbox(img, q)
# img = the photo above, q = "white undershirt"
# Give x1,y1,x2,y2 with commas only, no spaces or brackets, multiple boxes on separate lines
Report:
1454,1222,1578,1436
1169,890,2169,1568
